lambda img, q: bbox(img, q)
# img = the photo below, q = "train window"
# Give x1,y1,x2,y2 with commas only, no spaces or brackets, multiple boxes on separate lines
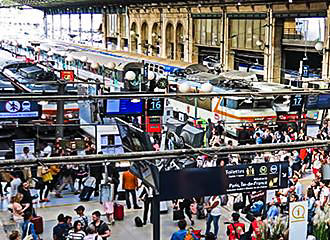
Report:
220,97,226,106
237,100,252,109
254,99,272,108
226,99,238,109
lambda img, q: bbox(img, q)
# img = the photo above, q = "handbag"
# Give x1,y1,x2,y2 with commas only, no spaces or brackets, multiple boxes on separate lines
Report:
23,223,33,240
173,209,184,221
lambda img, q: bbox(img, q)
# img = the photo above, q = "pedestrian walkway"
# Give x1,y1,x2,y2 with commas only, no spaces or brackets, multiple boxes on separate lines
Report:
0,191,244,239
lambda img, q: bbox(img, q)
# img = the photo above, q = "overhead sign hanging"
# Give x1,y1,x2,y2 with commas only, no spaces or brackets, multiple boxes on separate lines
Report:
289,94,304,112
225,162,289,193
0,100,41,119
146,98,164,116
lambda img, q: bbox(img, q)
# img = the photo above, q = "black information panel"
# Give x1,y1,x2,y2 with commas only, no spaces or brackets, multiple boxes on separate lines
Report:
159,162,288,201
289,94,304,112
225,162,288,193
146,98,164,116
159,167,227,201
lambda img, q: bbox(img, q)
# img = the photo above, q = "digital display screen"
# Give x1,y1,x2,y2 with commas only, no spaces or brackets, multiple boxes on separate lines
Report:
306,94,330,110
0,100,40,119
13,139,35,159
105,99,144,115
146,98,164,116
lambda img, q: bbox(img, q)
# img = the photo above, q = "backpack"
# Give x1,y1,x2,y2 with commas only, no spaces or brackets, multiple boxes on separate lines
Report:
135,216,143,227
184,228,194,240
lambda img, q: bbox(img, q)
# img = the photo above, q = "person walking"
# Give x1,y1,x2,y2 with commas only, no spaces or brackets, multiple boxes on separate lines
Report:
18,180,36,216
139,183,153,225
227,212,245,240
67,220,86,240
205,195,221,238
55,165,79,198
38,165,53,202
21,211,38,240
122,170,141,209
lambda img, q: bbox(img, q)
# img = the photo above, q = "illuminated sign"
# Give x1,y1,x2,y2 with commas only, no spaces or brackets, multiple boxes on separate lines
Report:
60,70,74,81
0,101,40,119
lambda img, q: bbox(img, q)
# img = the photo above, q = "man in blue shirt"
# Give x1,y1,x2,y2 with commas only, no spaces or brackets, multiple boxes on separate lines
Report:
267,201,279,220
22,211,38,240
170,220,198,240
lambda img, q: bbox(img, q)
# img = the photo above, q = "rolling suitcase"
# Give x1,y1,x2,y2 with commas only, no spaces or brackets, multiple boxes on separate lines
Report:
31,216,44,234
114,203,124,220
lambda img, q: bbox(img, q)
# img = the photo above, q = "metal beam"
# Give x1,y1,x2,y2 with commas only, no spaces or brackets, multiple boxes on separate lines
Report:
0,89,326,101
0,140,328,168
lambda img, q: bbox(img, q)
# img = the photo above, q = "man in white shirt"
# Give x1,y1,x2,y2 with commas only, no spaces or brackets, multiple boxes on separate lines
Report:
10,172,22,200
40,143,52,157
319,182,329,209
205,195,221,238
17,147,35,181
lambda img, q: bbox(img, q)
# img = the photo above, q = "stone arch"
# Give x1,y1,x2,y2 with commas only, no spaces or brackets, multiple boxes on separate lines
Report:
165,22,174,60
130,22,138,53
176,22,184,61
141,22,149,55
151,22,161,56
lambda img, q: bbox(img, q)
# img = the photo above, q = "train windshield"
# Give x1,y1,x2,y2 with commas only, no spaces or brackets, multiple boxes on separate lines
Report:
253,99,273,108
226,98,272,109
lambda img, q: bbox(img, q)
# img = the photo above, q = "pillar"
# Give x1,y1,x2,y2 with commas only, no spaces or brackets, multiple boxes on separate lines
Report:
264,7,273,83
51,14,54,39
60,14,62,40
272,17,284,83
225,13,234,71
117,14,121,50
185,11,192,62
68,13,71,35
91,13,94,46
221,8,227,70
161,19,167,58
44,11,48,39
322,6,330,80
79,13,82,43
102,12,108,49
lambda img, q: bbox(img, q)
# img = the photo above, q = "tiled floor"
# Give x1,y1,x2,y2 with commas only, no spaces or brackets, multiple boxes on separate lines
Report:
0,188,242,239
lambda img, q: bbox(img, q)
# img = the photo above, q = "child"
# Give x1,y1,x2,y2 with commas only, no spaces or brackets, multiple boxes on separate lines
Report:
100,179,115,225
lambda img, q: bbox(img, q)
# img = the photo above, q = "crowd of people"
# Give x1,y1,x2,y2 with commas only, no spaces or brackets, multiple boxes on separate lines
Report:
167,119,330,239
1,117,330,239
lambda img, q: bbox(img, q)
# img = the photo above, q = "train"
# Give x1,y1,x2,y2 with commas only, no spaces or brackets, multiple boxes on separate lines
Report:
0,60,80,132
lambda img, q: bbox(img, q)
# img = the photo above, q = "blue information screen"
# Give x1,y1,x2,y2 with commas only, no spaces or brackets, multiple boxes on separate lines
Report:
105,99,144,115
0,100,40,119
306,94,330,110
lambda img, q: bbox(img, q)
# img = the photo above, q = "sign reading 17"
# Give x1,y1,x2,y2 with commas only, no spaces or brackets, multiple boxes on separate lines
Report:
293,95,303,106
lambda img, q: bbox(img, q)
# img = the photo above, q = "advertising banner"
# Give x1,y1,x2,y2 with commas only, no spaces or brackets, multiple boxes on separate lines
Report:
289,201,308,240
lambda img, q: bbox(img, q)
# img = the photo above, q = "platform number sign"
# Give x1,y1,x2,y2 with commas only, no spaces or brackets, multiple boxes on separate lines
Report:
290,94,304,112
147,98,164,116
